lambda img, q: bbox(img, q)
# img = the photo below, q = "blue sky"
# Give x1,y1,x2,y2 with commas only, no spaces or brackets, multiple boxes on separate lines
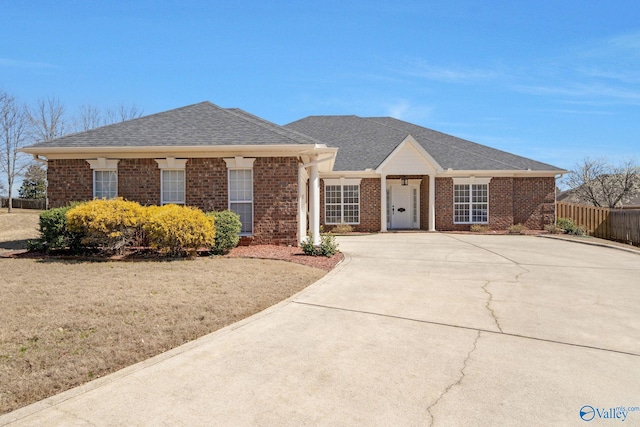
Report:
2,0,639,177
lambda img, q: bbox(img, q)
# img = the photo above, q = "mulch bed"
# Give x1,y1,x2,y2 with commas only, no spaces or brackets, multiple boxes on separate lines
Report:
2,245,345,271
226,245,344,271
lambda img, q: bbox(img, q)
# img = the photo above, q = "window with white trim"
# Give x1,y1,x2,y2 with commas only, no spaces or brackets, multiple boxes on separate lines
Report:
87,158,119,200
325,183,360,224
93,170,118,199
453,178,489,224
161,169,185,205
229,169,253,234
224,157,255,235
156,158,187,205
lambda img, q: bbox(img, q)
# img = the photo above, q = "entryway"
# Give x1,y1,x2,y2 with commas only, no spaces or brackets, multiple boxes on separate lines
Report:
387,180,420,230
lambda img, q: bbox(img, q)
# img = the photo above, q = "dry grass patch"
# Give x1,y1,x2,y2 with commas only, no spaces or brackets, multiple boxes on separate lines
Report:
0,257,325,414
0,209,41,252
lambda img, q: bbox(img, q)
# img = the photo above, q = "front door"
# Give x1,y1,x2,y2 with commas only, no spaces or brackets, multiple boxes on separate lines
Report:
390,185,411,229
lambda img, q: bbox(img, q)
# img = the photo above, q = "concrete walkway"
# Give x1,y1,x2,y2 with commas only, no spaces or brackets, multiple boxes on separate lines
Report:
2,234,640,426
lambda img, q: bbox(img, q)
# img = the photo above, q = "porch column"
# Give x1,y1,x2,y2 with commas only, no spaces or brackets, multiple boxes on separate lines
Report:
428,174,436,231
298,166,308,243
380,174,387,232
309,158,321,245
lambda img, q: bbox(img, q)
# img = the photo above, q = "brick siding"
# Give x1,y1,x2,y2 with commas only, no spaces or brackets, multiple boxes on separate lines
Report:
319,178,380,232
47,159,92,207
46,157,299,246
435,176,555,231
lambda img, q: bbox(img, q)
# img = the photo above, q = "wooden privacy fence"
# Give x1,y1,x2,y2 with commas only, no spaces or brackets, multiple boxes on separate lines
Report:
0,197,46,210
556,201,640,246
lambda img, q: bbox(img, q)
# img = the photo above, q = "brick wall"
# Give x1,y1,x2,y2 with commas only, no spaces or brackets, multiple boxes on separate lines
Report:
253,157,299,246
119,159,161,205
513,177,556,229
185,158,227,212
489,177,514,230
435,176,555,231
47,159,92,207
319,178,380,232
46,156,300,246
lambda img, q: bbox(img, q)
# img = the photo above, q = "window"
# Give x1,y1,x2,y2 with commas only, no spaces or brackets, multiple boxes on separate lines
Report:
156,158,188,205
161,169,185,205
93,170,117,199
87,158,119,199
229,169,253,234
453,179,489,224
325,183,360,224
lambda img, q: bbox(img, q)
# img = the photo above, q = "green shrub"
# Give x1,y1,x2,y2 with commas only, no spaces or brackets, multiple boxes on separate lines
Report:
507,223,528,235
470,224,489,233
556,217,575,234
301,233,339,257
144,204,215,256
555,218,588,236
34,204,83,252
206,210,241,254
66,198,147,252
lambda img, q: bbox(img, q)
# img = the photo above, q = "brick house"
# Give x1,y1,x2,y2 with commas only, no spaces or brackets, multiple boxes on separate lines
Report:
22,102,565,246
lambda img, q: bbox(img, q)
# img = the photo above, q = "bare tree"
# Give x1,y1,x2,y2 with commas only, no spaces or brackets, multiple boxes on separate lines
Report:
105,103,144,124
564,158,640,208
75,104,103,131
0,90,30,212
75,103,143,131
28,96,67,142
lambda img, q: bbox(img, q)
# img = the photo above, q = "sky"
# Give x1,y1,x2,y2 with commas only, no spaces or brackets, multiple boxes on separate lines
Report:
2,0,640,193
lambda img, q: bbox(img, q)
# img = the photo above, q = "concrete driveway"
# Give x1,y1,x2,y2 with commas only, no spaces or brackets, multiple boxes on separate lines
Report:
2,233,640,426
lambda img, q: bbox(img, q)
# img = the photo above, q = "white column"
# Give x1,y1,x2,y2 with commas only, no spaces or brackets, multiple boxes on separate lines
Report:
309,159,321,246
298,166,308,243
380,174,387,232
429,174,436,231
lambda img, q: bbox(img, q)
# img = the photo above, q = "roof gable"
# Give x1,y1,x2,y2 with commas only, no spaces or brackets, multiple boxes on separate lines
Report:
376,135,443,175
285,115,564,173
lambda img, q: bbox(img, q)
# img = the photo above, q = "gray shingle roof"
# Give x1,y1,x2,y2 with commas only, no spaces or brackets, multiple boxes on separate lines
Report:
26,101,323,148
285,116,564,172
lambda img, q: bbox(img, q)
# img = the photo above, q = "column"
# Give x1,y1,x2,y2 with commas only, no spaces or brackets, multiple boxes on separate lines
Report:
309,159,321,246
298,166,307,243
429,175,436,231
380,174,387,232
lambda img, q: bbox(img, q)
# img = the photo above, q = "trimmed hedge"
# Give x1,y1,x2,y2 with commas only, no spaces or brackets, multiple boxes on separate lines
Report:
144,204,215,256
206,210,241,254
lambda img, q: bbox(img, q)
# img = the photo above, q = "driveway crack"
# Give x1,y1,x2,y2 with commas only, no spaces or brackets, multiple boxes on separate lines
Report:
427,330,481,426
482,281,503,333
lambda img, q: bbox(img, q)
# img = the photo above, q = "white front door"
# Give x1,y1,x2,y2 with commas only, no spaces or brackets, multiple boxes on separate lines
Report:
390,185,411,229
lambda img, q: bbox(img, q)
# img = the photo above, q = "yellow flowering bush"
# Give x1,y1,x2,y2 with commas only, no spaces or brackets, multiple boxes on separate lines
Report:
143,204,215,256
66,198,146,251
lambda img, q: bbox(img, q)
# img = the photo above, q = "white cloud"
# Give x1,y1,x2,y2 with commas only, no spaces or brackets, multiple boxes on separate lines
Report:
0,58,57,69
400,59,500,83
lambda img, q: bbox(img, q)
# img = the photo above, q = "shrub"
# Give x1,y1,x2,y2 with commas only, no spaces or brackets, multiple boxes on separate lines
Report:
544,223,563,234
507,223,528,235
206,210,241,254
469,224,489,233
301,233,339,257
572,225,587,236
144,204,215,256
331,223,353,234
66,198,147,252
33,204,83,252
556,217,575,234
554,218,588,236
